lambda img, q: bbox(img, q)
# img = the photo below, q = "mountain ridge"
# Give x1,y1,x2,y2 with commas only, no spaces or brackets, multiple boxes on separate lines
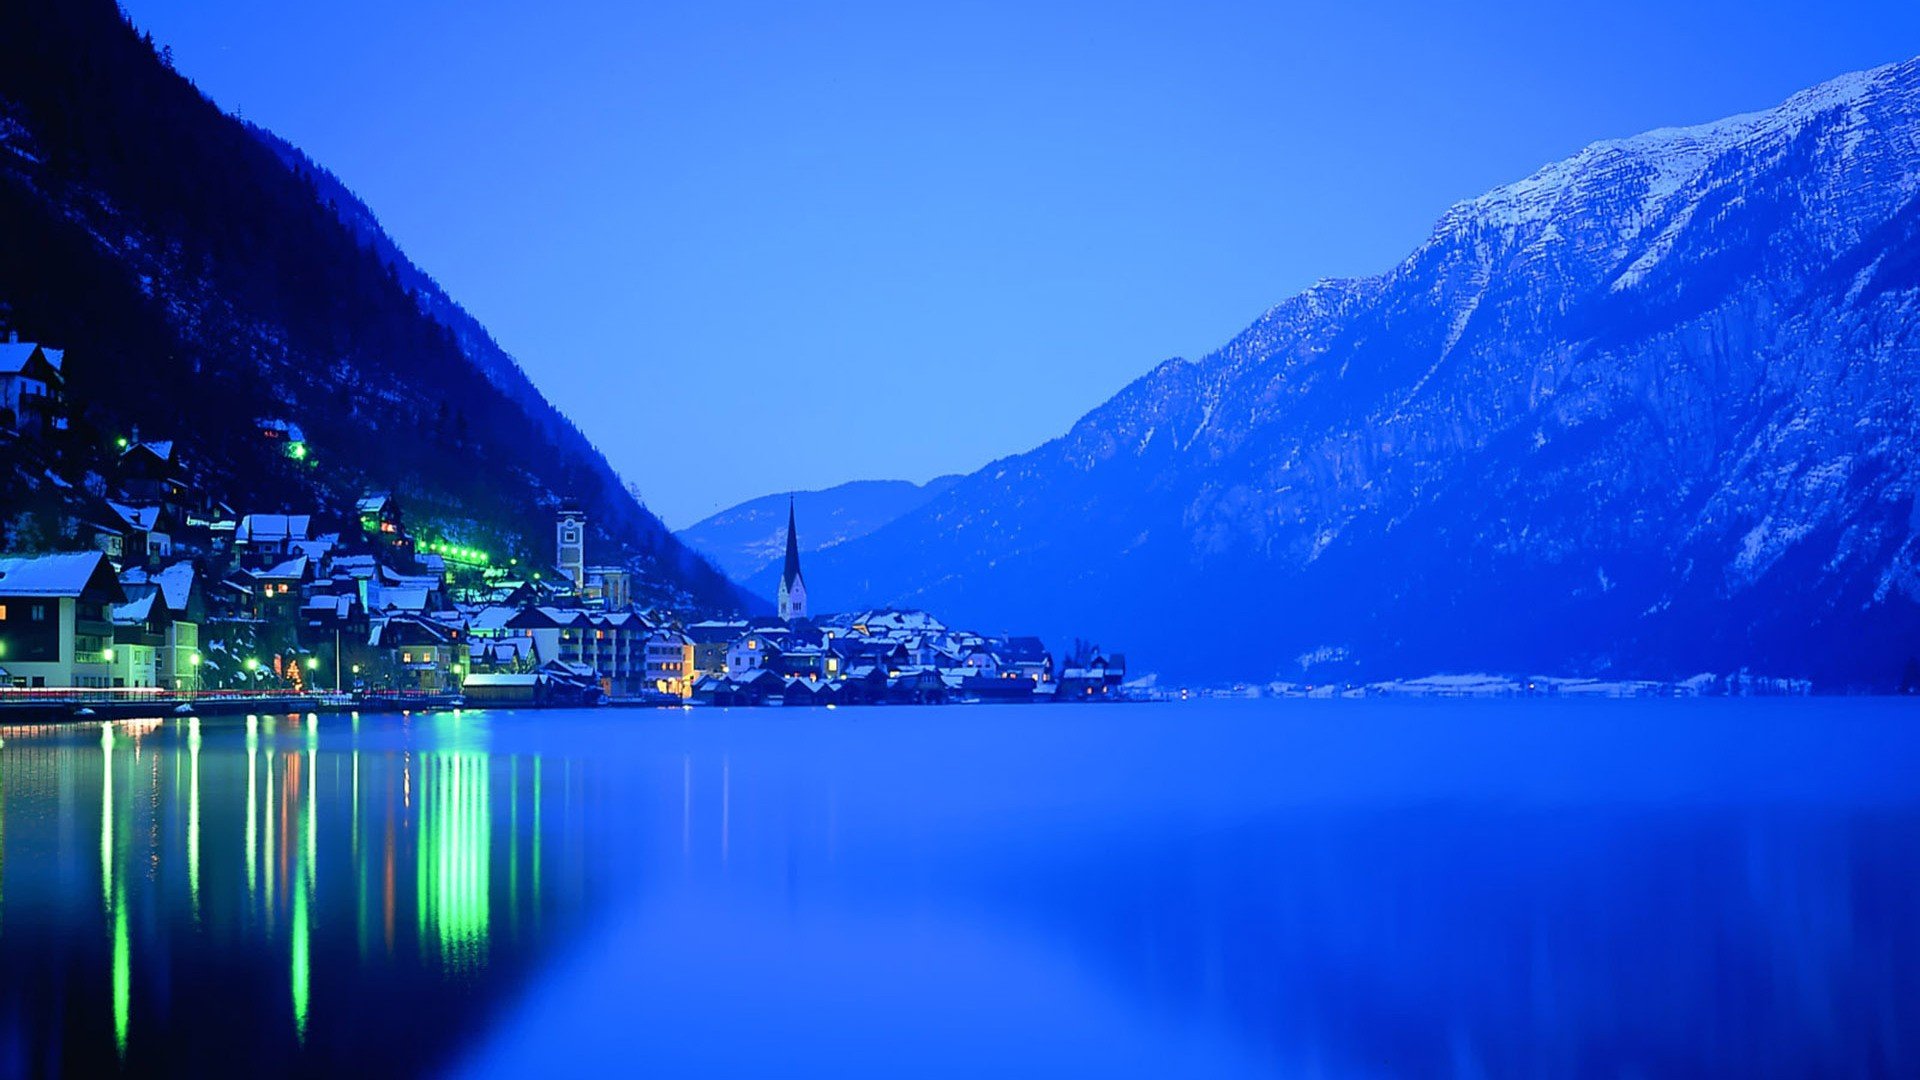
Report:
800,55,1920,686
678,476,963,587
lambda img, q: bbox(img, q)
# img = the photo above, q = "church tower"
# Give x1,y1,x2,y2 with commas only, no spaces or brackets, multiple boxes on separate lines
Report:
556,507,586,590
777,496,808,621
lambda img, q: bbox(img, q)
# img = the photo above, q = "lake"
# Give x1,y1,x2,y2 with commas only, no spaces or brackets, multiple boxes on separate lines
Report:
1,698,1918,1077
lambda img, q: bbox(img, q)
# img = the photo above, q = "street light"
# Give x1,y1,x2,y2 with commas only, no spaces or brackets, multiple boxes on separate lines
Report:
305,657,319,671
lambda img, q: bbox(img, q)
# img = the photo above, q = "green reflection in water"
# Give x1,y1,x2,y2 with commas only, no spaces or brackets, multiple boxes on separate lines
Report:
100,724,114,912
417,753,491,972
188,718,202,919
292,790,310,1044
246,717,258,899
112,886,129,1058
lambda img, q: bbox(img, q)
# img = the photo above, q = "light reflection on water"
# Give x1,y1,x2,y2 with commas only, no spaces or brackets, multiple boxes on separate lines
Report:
0,699,1918,1076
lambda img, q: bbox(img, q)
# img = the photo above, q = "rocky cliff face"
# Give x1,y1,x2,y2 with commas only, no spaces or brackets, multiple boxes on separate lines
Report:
808,59,1920,687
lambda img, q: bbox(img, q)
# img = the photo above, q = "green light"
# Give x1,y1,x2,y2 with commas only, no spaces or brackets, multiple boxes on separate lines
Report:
113,890,130,1058
292,872,309,1043
287,441,308,461
245,658,259,671
189,652,201,667
305,657,320,671
103,646,115,663
188,718,201,919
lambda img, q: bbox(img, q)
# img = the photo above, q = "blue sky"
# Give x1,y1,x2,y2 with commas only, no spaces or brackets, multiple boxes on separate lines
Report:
124,1,1920,527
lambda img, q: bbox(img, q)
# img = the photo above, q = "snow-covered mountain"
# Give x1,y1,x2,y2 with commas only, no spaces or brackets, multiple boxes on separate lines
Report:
804,57,1920,688
677,476,961,586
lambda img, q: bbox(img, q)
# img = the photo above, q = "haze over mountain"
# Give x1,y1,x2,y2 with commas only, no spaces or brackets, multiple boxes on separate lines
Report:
678,477,961,586
803,58,1920,689
0,0,738,610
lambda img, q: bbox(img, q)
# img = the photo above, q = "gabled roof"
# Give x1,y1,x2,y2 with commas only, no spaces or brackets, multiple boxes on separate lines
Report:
257,555,310,581
107,502,163,532
122,562,197,612
355,494,392,514
0,551,124,601
235,514,312,544
120,439,176,464
0,341,62,378
112,592,158,625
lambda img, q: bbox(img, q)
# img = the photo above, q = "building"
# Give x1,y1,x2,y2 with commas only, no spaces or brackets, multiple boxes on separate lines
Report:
121,562,203,691
0,552,124,689
0,333,65,436
556,507,586,590
644,629,695,697
777,497,808,621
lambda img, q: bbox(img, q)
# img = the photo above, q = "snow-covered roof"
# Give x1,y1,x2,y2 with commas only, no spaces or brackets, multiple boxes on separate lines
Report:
0,552,121,598
258,555,309,581
378,587,430,612
112,593,157,624
236,514,312,544
108,502,162,532
0,341,61,377
355,494,391,514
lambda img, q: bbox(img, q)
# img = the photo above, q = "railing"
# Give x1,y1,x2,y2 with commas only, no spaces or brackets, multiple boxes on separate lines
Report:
0,687,325,706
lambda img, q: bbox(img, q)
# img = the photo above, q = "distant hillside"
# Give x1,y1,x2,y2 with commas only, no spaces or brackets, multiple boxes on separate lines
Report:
678,476,961,587
804,58,1920,688
0,0,740,610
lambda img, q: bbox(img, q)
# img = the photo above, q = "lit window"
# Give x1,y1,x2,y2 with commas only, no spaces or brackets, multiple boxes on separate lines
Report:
402,651,413,663
0,604,7,620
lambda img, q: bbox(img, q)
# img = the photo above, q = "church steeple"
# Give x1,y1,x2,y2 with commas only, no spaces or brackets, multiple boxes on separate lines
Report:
777,495,808,621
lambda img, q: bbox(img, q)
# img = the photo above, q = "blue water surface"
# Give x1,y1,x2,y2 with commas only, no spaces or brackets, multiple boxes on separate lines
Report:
1,698,1917,1077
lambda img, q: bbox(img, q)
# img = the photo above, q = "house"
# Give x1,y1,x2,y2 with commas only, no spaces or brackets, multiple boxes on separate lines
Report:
234,514,313,563
109,592,165,689
887,667,948,705
1059,646,1127,699
368,613,464,691
116,433,189,510
726,630,786,676
582,565,631,610
107,502,172,565
686,619,747,676
460,671,545,706
355,493,414,557
644,629,695,697
121,562,203,691
0,334,65,436
0,551,125,688
782,675,835,706
998,637,1055,683
250,555,313,622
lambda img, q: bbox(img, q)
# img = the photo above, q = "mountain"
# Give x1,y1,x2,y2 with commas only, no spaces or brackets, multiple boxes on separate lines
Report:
0,1,738,610
804,58,1920,689
677,476,962,586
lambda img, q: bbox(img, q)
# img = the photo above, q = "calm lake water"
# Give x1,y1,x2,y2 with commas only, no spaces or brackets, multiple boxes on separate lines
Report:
1,699,1918,1077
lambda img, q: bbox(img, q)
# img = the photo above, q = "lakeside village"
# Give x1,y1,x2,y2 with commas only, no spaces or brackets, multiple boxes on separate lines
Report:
0,333,1129,713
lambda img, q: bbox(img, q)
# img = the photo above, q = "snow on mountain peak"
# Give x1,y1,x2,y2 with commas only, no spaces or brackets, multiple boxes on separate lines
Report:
1442,56,1920,236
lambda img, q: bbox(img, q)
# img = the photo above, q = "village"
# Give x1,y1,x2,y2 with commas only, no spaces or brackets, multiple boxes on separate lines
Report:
0,332,1128,710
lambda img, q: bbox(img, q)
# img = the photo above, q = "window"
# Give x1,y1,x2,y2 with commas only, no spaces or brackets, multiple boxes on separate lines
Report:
402,651,413,664
30,604,46,622
0,604,6,620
